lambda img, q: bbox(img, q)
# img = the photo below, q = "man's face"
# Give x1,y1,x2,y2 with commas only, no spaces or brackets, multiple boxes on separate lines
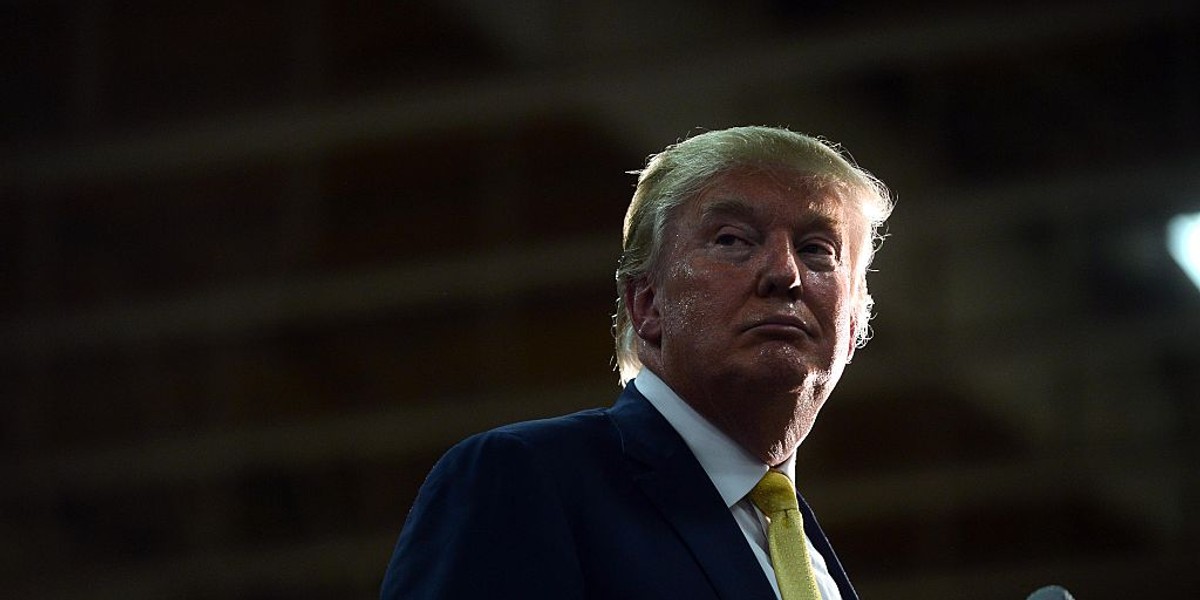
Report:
631,167,867,460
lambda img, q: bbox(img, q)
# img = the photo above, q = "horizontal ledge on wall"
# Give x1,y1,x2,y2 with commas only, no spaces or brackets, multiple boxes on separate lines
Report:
0,234,620,357
1,0,1190,189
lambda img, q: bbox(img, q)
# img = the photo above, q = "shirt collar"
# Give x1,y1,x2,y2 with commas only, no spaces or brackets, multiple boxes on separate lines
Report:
633,368,797,508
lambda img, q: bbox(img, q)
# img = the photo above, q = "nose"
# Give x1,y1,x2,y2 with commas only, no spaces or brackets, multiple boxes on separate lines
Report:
756,236,802,299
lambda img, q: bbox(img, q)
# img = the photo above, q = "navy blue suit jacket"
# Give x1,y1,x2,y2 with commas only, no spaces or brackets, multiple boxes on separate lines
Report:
380,384,857,599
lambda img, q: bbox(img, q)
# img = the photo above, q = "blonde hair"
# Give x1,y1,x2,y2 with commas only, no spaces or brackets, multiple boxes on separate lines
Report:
613,126,894,384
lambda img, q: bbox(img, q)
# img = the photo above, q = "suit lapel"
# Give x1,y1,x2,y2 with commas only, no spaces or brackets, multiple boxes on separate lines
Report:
608,385,777,600
796,491,858,600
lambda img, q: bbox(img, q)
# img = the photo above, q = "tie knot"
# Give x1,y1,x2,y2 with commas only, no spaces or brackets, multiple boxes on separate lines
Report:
749,470,799,516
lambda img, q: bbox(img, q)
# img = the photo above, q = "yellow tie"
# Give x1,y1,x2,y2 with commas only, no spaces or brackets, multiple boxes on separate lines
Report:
749,471,822,600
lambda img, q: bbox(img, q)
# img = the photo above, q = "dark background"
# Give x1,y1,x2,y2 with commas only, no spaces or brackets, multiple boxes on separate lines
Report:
2,1,1199,598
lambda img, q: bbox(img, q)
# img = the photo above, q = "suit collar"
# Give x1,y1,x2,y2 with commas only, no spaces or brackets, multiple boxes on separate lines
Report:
631,369,772,509
608,384,778,600
609,382,859,600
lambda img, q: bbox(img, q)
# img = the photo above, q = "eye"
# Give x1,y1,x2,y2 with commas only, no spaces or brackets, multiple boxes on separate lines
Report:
713,228,752,247
715,233,746,246
798,240,839,270
799,241,835,256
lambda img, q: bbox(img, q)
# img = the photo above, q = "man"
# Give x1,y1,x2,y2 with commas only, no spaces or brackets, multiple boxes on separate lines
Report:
381,126,894,599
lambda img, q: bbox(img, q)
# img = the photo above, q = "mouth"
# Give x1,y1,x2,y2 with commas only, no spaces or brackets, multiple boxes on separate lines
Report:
744,315,813,338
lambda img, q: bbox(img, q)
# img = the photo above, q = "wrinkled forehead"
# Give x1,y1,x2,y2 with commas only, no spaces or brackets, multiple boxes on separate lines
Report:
677,166,872,241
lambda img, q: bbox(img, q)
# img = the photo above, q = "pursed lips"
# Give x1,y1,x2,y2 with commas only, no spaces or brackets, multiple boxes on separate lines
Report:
743,314,813,337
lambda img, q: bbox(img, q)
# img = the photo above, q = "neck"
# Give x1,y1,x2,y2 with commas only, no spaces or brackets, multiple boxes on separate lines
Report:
639,347,831,465
669,374,821,466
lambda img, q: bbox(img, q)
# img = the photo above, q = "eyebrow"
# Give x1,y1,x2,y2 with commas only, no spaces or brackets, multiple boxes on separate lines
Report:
700,197,845,232
699,198,759,222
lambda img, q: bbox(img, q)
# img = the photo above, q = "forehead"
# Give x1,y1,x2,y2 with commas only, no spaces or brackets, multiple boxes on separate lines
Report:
683,168,859,229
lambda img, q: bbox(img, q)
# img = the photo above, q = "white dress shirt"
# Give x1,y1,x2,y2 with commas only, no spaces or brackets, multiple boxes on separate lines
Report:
634,369,842,600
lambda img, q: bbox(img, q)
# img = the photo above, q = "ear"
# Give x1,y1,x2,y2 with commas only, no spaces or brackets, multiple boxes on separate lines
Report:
624,276,662,346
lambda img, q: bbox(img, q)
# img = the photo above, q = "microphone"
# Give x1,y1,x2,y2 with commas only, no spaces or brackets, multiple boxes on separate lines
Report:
1026,585,1075,600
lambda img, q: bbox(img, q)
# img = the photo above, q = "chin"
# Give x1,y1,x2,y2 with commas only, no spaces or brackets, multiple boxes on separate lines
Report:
736,361,814,394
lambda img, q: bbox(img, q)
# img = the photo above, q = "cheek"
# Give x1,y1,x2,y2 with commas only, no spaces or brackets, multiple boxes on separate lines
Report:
834,294,859,348
660,267,730,336
663,286,713,334
807,275,855,322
